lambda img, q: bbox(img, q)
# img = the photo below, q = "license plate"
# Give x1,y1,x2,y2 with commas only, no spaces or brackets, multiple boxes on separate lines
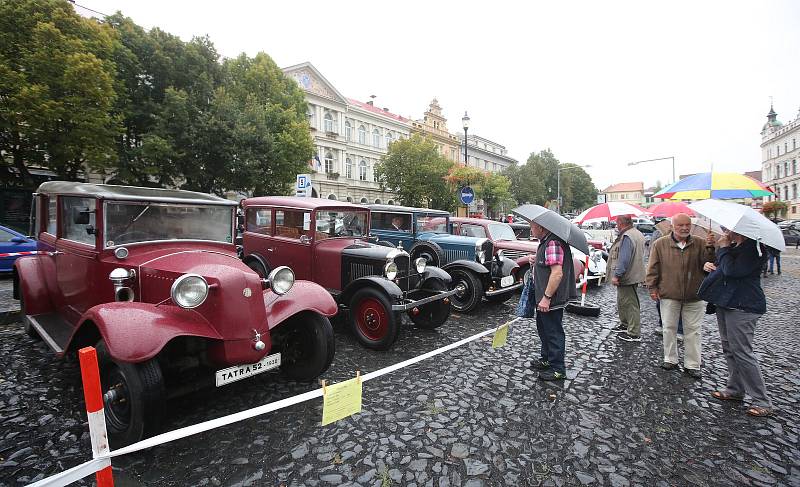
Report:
215,353,281,387
501,275,514,287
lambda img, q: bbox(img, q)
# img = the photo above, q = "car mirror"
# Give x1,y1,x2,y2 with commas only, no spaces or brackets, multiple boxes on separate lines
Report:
11,236,27,243
73,207,93,225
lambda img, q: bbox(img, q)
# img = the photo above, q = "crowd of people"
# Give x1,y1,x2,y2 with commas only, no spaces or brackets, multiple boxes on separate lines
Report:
518,212,774,418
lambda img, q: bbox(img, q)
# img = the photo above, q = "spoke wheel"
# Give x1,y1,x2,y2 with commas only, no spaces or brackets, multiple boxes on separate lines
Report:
349,288,398,350
449,270,484,313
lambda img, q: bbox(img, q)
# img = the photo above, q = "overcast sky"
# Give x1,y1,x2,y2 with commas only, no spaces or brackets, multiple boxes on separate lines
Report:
77,0,800,190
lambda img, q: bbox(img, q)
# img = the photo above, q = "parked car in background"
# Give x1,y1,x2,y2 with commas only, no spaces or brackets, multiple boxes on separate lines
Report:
0,224,38,273
635,222,656,246
240,197,455,350
369,205,521,312
783,228,800,247
13,182,338,447
583,231,610,253
509,222,532,240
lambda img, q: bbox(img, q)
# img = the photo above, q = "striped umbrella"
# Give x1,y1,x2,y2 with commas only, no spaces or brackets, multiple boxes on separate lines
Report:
654,172,773,200
573,202,646,224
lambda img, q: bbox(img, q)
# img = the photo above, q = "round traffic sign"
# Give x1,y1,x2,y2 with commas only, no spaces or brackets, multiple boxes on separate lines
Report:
460,186,475,205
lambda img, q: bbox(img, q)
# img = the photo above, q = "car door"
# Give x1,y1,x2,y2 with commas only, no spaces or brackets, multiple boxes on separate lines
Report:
267,208,312,280
56,196,100,325
371,211,414,249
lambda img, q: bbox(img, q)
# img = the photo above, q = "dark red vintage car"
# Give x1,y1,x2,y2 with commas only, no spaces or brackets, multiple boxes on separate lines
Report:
13,182,338,447
450,217,594,286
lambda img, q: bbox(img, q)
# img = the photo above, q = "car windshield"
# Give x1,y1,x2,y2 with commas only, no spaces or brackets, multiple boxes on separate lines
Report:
416,215,448,234
105,201,234,247
314,210,368,239
487,223,516,241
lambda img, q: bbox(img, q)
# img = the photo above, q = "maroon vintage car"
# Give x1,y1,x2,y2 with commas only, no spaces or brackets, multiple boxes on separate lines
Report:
240,197,455,351
13,182,338,447
450,217,588,286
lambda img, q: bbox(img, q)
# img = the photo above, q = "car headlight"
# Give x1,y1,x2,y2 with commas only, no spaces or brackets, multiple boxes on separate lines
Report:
415,257,427,274
476,250,486,264
268,266,295,295
171,274,209,309
591,251,602,263
385,261,398,280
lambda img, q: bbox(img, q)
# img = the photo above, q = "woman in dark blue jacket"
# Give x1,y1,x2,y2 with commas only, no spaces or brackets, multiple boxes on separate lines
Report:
698,230,773,417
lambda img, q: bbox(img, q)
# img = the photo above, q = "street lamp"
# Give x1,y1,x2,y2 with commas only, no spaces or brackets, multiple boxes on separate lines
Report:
461,111,470,165
557,164,591,214
627,156,676,185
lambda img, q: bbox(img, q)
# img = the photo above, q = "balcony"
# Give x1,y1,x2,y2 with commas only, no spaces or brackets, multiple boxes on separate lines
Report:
326,172,340,181
325,131,339,139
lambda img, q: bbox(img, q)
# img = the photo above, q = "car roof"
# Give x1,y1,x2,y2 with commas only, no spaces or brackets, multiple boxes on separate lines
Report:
451,217,501,226
0,225,24,237
243,196,368,210
369,204,449,216
36,181,238,206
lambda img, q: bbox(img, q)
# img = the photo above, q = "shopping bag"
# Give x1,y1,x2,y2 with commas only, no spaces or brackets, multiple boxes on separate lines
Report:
516,273,536,318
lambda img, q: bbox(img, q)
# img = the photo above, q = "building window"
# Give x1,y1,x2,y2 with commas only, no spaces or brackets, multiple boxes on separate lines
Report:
793,138,796,150
785,186,790,201
358,125,366,144
307,105,315,128
360,197,368,203
324,112,335,133
373,129,381,148
324,152,335,174
785,162,789,177
345,158,353,179
345,121,352,140
793,159,797,175
792,184,797,200
373,164,379,182
778,164,782,179
327,193,337,200
359,160,367,181
385,132,393,148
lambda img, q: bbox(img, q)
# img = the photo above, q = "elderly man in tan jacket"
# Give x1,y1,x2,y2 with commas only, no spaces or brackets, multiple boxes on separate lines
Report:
645,213,715,379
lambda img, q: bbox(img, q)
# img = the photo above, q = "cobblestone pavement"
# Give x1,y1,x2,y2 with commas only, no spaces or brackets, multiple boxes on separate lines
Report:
1,252,799,486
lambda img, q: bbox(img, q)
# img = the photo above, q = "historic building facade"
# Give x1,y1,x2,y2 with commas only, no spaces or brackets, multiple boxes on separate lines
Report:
282,62,409,203
410,99,462,163
601,182,645,205
761,104,800,216
458,134,518,173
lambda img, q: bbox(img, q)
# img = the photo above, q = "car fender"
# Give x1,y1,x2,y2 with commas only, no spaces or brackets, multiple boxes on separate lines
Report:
79,302,223,363
409,241,444,266
242,252,272,275
13,256,56,315
264,280,338,329
442,259,492,287
338,276,404,307
495,257,519,278
417,265,452,288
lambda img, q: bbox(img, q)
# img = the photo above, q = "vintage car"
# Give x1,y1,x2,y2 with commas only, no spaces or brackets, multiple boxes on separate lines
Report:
451,217,604,286
13,182,338,447
240,197,455,350
368,205,521,312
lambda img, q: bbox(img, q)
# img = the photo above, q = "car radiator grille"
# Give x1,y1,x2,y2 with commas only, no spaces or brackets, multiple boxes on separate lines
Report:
351,263,381,280
502,249,531,261
444,249,470,264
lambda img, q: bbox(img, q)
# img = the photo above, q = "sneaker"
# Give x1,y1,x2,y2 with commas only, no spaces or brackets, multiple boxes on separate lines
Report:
661,362,679,370
683,368,702,379
609,324,628,333
617,333,641,342
528,359,550,371
676,333,684,342
538,370,566,381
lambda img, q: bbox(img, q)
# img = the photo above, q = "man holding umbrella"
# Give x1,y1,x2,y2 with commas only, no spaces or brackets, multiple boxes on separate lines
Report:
514,205,584,381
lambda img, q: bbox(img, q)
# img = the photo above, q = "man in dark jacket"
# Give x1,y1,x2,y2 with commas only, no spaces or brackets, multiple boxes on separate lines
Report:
527,221,577,381
607,215,647,342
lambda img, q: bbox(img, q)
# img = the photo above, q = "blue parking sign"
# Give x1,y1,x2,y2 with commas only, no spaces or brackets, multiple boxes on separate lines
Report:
460,186,475,205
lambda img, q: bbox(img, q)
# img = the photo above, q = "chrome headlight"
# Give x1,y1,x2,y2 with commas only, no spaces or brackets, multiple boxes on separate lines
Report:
385,261,398,280
476,250,486,264
591,251,602,263
171,274,209,309
415,257,427,274
268,266,295,295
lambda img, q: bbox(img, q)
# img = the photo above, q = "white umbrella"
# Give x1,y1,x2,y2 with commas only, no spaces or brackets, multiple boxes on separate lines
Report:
687,199,785,252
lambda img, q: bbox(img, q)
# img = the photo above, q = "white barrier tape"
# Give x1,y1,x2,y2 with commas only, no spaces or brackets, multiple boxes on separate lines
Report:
28,317,521,485
27,458,109,487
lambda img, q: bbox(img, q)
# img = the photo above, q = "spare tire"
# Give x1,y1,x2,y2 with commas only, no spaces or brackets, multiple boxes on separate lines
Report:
566,301,601,317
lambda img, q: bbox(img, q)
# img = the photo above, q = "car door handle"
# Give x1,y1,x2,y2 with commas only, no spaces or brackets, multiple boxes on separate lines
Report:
266,247,274,252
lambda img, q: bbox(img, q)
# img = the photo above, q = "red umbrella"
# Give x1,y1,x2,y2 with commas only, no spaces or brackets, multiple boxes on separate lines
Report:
573,202,646,224
647,201,695,218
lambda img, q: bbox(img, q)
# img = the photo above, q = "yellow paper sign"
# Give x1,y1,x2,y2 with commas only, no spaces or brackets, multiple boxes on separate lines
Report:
492,323,509,348
321,376,362,426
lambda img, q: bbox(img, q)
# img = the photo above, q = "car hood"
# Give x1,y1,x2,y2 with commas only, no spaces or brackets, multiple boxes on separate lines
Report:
493,239,538,252
341,241,405,261
421,232,484,246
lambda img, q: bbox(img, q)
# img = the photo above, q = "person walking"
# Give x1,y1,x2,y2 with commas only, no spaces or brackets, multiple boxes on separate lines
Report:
767,247,781,275
650,220,685,338
524,221,577,381
606,215,647,342
699,229,773,417
645,213,715,379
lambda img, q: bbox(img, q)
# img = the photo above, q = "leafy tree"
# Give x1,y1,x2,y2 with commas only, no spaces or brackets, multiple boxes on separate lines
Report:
0,0,120,186
762,200,788,219
504,149,597,211
445,166,512,216
376,134,454,208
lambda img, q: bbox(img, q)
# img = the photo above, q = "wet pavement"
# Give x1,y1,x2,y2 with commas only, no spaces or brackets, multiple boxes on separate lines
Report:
1,251,799,486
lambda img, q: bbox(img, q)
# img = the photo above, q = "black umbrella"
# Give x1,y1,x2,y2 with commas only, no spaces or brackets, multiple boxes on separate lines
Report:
512,204,590,254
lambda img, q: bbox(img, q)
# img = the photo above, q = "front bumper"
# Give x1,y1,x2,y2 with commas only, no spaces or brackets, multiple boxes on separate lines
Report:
391,288,458,311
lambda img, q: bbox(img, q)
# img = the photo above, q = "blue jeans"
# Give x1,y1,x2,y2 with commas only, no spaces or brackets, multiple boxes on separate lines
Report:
536,308,566,374
768,253,781,273
656,299,684,334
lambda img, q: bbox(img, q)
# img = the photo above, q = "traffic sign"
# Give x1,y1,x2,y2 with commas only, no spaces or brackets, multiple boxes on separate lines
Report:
459,186,475,205
296,174,312,197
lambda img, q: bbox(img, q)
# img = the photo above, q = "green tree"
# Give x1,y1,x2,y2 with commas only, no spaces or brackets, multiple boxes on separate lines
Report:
504,150,597,211
376,134,454,208
481,172,514,216
557,164,597,211
762,200,788,219
0,0,120,186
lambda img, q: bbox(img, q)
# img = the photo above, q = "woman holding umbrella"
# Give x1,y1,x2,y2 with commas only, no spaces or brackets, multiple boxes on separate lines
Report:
692,200,781,418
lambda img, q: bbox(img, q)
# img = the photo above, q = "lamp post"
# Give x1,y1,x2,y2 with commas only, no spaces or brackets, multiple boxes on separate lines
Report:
557,164,591,215
627,156,676,185
461,112,470,216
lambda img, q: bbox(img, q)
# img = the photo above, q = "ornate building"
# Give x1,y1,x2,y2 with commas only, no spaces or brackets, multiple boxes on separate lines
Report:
761,104,800,216
410,99,462,163
458,134,517,173
282,62,409,203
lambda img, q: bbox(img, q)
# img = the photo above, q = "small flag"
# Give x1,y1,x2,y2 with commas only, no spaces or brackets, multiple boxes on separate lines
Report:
314,154,322,171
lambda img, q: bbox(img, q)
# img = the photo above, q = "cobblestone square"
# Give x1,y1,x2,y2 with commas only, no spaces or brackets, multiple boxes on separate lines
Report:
0,252,798,486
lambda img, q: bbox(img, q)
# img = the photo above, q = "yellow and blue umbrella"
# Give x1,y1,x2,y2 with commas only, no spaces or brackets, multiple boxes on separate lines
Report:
653,172,773,200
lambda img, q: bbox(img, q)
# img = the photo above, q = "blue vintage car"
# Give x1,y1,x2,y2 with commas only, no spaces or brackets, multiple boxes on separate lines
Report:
369,205,521,312
0,225,38,273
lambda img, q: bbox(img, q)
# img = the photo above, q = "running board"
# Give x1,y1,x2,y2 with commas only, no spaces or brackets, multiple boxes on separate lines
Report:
26,313,71,356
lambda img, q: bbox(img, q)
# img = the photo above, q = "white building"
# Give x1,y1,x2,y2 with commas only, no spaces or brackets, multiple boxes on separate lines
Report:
282,62,410,203
761,104,800,216
457,134,518,173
